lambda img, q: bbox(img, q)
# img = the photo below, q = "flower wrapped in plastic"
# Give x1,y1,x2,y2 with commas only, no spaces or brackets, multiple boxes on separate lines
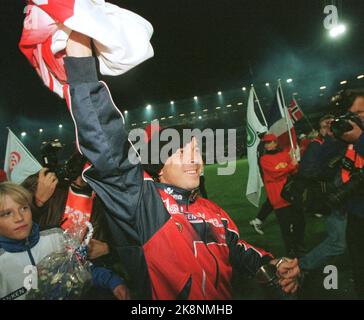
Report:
26,222,94,300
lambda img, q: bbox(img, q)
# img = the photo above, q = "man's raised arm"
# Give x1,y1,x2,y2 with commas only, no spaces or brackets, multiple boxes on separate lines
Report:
64,32,143,244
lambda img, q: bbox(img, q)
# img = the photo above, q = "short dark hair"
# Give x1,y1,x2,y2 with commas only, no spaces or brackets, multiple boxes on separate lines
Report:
331,89,364,111
319,114,335,125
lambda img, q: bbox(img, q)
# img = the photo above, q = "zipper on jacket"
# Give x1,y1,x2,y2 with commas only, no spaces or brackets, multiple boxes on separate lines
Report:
25,238,36,266
202,217,220,289
185,197,220,289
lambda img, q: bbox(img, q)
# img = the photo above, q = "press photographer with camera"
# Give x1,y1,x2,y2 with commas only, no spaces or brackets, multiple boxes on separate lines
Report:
319,89,364,299
297,115,347,272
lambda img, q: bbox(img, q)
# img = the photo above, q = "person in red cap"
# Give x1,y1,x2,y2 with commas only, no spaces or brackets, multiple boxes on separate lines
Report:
259,133,305,257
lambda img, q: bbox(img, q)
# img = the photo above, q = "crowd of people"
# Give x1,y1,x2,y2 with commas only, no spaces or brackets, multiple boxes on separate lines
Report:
249,91,364,299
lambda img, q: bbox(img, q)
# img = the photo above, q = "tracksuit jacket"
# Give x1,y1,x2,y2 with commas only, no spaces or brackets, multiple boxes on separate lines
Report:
64,56,273,300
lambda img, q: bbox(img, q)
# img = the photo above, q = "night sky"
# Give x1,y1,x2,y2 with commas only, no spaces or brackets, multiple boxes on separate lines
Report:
1,0,364,158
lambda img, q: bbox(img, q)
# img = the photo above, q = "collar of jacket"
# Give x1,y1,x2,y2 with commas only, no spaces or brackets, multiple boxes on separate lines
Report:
155,183,199,205
264,147,282,155
0,223,40,253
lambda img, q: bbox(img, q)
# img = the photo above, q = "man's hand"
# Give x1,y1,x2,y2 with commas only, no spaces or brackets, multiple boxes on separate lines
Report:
113,284,131,300
271,258,300,294
35,168,58,207
341,120,363,143
88,239,110,260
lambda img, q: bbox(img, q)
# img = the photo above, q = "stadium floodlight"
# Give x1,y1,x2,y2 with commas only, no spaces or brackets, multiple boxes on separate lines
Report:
146,104,152,110
242,87,246,91
357,75,364,80
194,96,198,101
170,101,174,105
124,110,128,114
58,124,63,128
286,78,293,83
329,24,346,38
21,132,26,137
265,82,270,87
218,91,222,95
39,128,43,133
340,80,348,85
320,86,327,90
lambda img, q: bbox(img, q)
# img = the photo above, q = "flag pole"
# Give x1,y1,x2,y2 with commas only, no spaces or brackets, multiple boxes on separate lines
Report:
278,80,296,157
292,96,314,131
252,85,268,128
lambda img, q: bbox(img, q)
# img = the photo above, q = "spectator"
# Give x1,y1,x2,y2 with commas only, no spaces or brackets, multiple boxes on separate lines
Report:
22,153,113,263
259,133,305,257
0,182,129,300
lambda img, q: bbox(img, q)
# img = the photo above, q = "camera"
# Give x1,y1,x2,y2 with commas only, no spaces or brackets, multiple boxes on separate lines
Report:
41,140,87,182
330,112,364,139
40,140,68,181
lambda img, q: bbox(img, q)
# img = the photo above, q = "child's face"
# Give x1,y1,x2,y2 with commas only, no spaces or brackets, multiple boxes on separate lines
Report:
0,195,33,241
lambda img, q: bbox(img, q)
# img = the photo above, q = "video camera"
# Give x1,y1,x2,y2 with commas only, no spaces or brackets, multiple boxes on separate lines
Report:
330,89,364,139
40,140,87,182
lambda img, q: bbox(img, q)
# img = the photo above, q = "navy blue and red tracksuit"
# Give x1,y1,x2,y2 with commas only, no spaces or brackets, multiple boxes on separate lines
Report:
63,57,273,300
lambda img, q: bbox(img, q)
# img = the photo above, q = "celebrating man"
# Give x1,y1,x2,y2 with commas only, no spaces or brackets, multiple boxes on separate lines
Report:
58,32,300,299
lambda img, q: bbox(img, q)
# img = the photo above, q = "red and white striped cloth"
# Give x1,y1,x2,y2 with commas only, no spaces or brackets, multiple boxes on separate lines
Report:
19,0,154,98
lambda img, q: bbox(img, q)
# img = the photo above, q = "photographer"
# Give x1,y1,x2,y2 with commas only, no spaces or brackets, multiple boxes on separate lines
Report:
298,115,347,272
311,90,364,299
332,90,364,299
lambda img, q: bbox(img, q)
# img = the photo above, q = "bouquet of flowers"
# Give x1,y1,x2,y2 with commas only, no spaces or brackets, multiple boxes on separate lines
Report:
26,222,94,300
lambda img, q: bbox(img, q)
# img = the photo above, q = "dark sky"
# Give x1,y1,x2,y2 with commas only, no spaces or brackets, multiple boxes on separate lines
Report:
1,0,364,157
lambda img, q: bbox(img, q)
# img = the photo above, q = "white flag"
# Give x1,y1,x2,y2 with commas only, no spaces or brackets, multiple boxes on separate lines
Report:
246,88,267,207
4,129,42,184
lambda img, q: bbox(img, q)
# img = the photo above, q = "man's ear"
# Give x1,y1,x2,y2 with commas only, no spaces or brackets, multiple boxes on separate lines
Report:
158,169,163,178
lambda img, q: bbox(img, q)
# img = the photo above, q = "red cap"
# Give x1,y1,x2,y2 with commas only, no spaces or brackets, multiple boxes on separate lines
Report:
0,169,7,183
261,133,278,142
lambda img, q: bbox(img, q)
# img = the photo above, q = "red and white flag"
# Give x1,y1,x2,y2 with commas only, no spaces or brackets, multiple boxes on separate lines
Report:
288,97,304,123
19,0,154,98
267,84,299,159
4,129,42,184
